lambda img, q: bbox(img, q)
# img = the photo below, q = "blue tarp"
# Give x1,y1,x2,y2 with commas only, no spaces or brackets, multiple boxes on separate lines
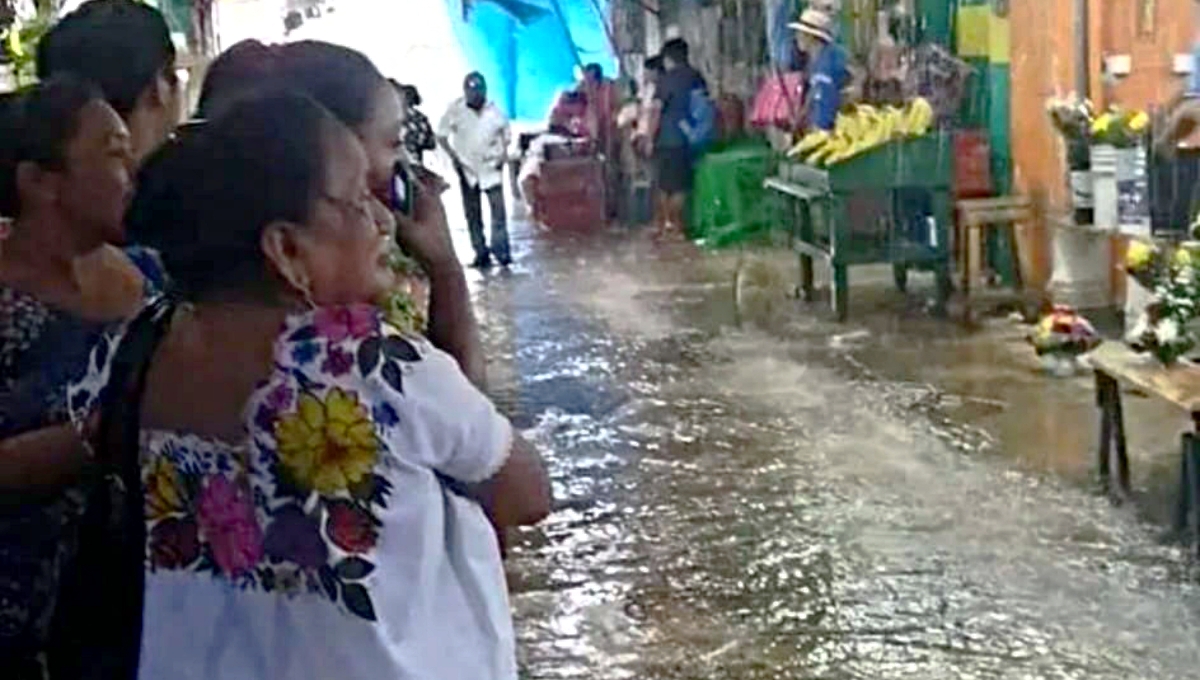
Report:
445,0,617,122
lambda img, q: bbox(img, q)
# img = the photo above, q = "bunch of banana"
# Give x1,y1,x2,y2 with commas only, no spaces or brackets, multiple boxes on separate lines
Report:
787,98,936,168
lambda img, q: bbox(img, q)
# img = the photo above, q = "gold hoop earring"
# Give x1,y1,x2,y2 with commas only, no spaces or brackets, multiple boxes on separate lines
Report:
297,280,317,310
285,268,317,310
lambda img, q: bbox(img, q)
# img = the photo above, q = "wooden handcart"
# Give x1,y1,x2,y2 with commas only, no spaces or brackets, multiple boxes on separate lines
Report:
764,133,954,321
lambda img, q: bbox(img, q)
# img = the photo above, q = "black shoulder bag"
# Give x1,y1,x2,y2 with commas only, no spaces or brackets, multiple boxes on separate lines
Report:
48,296,175,680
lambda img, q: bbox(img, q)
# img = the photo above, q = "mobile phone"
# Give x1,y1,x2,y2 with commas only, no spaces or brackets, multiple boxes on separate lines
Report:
172,118,207,143
390,161,414,215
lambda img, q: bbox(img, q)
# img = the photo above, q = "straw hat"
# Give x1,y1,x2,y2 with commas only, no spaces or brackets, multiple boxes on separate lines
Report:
789,8,834,43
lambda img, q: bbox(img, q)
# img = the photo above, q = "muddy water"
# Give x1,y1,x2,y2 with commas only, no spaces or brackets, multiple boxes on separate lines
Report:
470,230,1200,679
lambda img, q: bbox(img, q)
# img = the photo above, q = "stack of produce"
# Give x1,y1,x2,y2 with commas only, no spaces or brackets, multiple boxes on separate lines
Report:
786,98,935,167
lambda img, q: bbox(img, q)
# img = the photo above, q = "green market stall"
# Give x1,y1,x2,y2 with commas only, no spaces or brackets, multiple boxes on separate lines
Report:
767,131,954,321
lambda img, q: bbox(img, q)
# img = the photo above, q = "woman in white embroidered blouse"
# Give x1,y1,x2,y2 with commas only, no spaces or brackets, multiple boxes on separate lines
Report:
70,90,550,680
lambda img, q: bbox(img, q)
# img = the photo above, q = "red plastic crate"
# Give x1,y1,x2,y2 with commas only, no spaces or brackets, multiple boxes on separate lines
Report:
537,157,607,230
954,129,992,198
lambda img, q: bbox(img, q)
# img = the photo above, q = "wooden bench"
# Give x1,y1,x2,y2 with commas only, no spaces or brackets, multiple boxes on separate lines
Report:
1089,342,1200,553
955,196,1043,321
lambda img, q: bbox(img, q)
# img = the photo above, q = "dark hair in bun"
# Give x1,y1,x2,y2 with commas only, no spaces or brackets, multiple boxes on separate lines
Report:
130,91,339,301
195,39,278,120
36,0,174,118
196,39,386,129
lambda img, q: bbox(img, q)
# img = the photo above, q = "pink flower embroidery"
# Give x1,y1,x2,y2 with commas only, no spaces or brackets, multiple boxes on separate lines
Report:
313,306,377,344
196,475,263,578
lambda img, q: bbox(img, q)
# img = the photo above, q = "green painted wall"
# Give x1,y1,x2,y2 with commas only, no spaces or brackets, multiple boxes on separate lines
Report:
955,0,1016,282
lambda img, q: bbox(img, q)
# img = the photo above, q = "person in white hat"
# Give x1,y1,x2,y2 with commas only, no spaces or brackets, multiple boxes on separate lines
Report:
790,7,851,132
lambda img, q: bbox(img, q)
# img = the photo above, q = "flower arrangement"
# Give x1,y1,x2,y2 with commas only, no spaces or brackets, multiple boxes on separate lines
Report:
1046,94,1095,142
1090,107,1150,148
1029,305,1102,358
1126,240,1200,365
1124,238,1166,289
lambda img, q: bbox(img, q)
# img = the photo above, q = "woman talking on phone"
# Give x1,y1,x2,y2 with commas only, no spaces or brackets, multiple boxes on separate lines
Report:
163,39,482,387
74,89,551,679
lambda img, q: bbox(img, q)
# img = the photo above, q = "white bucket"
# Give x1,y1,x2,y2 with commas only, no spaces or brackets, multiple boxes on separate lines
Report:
1069,169,1093,211
1116,146,1150,236
1091,144,1118,230
1050,228,1112,310
1123,276,1155,336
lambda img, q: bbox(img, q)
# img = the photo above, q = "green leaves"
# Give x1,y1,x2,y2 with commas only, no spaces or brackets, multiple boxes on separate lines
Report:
335,557,375,580
341,583,377,621
357,336,383,376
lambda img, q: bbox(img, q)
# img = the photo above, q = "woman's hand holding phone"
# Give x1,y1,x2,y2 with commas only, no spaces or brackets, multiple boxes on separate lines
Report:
394,166,458,274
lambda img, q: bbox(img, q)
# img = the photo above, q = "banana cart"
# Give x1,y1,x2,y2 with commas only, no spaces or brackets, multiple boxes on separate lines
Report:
765,131,954,321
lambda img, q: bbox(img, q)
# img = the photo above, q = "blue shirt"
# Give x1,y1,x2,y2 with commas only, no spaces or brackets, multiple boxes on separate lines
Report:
806,44,850,131
655,65,707,149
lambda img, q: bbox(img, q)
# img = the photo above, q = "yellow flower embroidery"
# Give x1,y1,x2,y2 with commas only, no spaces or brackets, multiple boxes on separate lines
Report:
145,457,186,520
274,388,379,495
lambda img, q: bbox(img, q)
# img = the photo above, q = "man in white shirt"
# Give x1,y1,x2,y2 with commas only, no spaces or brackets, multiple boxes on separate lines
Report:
438,72,512,268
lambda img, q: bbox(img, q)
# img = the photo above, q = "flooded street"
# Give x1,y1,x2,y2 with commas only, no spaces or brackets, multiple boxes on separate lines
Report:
469,226,1200,680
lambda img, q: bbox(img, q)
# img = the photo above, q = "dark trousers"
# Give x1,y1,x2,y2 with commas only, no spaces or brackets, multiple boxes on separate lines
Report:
458,173,510,262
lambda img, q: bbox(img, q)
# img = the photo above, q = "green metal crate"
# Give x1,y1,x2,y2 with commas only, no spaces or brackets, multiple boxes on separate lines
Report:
689,141,775,247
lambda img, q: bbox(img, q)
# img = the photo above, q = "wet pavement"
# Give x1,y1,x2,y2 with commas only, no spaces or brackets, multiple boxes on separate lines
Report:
464,223,1200,680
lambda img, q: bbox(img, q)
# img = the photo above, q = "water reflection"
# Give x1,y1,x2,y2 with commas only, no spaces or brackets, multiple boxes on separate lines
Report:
476,230,1200,679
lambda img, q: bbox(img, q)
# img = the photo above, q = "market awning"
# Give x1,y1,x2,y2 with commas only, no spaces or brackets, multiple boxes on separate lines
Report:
445,0,616,122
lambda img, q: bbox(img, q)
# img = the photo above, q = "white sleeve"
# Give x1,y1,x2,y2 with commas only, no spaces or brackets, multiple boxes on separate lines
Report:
373,338,512,484
437,103,456,139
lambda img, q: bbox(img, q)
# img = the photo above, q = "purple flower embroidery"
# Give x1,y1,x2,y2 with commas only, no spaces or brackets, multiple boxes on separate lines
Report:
322,346,354,377
265,384,295,411
264,504,328,569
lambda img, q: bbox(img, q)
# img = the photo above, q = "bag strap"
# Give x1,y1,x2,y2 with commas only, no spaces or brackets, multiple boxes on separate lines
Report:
48,295,175,680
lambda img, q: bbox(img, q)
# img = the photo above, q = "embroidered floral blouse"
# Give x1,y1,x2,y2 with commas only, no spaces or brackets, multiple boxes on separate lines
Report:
69,304,517,680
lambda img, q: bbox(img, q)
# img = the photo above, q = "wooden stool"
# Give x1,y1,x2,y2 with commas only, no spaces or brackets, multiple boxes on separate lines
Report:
955,196,1040,321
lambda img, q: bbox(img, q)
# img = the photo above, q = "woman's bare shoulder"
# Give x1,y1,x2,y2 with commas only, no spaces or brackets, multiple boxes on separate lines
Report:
78,245,148,319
